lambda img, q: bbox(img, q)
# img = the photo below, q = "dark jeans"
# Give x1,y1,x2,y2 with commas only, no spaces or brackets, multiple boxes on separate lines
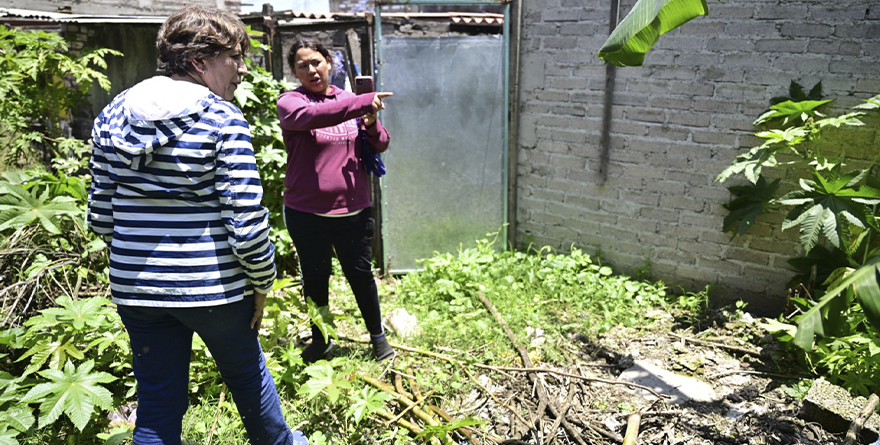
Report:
117,301,304,445
284,207,383,336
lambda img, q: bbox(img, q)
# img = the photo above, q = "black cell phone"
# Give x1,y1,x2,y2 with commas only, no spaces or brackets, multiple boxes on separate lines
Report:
355,76,374,95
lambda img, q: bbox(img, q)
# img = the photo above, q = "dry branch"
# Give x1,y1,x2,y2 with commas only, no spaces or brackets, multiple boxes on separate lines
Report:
545,382,577,445
477,291,588,445
373,408,428,440
668,332,762,358
385,390,436,427
340,335,532,428
621,412,641,445
205,390,226,445
843,393,879,445
475,364,668,400
360,374,455,445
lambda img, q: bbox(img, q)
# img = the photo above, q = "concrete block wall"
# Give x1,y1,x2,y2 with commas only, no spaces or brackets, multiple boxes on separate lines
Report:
515,0,880,313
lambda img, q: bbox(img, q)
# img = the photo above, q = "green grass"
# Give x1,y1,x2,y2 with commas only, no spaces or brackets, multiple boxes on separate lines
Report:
10,235,707,445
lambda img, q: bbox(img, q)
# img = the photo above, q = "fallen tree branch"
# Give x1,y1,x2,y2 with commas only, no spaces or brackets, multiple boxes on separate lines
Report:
430,404,491,445
348,336,668,400
477,291,589,445
359,374,453,445
621,412,641,445
340,335,532,428
475,364,669,400
545,381,577,445
455,356,532,428
205,390,226,445
669,332,762,358
567,416,623,443
373,407,430,442
385,390,436,427
707,369,811,380
843,393,880,445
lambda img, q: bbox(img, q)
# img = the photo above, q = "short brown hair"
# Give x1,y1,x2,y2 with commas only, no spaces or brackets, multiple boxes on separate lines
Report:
157,5,250,76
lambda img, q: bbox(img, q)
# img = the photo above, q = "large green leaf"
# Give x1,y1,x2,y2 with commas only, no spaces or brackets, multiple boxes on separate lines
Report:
297,361,351,403
754,99,833,126
854,264,880,332
29,295,114,332
0,429,19,445
598,0,709,67
16,339,85,377
346,386,393,424
795,256,880,350
721,177,780,238
19,360,115,431
0,184,79,234
0,405,34,433
778,168,880,254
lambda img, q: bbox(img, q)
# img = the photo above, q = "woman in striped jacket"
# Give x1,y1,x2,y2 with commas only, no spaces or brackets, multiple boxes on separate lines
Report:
88,6,306,445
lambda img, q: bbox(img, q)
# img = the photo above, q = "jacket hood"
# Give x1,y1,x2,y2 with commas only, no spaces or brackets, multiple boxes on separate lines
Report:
107,76,221,168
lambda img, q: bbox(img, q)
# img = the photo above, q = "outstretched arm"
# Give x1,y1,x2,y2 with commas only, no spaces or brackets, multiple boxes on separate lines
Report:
277,90,377,131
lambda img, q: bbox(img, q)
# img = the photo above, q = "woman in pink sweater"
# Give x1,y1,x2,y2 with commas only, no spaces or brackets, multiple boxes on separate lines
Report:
276,38,394,362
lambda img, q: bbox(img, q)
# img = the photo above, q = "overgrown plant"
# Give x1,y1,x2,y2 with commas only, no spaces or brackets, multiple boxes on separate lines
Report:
0,296,128,443
0,167,107,326
236,35,298,276
0,25,120,168
0,25,115,326
717,81,880,395
396,233,676,363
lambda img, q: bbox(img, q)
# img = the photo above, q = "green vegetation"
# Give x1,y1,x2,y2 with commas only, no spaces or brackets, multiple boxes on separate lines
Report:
0,24,120,170
395,236,674,363
233,35,298,276
2,232,711,445
3,24,879,445
598,0,709,67
718,81,880,396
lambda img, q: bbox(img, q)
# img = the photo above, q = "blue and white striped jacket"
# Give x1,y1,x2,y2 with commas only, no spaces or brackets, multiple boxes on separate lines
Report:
88,76,276,307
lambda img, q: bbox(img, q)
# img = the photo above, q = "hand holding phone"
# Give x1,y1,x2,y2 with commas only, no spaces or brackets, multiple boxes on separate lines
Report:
355,76,374,95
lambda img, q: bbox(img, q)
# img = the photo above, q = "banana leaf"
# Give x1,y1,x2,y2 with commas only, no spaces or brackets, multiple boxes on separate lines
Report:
793,254,880,350
598,0,709,67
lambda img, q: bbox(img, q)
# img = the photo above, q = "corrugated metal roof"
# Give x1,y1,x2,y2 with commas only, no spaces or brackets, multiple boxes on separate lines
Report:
0,8,167,24
0,7,502,26
244,10,503,25
269,10,338,20
381,11,503,24
450,15,503,25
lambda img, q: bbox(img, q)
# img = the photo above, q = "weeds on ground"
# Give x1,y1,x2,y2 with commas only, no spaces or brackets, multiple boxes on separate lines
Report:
392,236,679,365
2,234,712,445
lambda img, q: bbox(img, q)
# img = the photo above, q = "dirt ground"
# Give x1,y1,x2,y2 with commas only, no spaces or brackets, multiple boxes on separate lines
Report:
435,307,849,445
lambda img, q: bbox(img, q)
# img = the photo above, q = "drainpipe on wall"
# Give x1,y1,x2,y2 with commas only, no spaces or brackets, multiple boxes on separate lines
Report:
507,0,523,246
597,0,620,185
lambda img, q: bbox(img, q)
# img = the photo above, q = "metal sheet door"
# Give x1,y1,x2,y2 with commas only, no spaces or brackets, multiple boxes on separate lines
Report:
379,35,506,272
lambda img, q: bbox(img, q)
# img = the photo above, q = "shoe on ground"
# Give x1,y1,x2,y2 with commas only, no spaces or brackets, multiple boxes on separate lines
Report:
301,339,336,364
371,335,396,361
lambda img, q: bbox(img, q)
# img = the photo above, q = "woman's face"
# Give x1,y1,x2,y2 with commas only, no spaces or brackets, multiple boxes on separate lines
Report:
293,47,331,95
200,43,247,101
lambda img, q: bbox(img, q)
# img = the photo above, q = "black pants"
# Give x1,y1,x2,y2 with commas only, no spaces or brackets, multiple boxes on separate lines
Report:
284,206,383,336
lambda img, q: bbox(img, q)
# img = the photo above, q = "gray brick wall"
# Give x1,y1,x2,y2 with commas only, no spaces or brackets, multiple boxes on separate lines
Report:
515,0,880,313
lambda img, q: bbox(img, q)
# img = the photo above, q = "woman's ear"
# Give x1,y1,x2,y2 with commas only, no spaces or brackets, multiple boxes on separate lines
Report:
190,56,206,75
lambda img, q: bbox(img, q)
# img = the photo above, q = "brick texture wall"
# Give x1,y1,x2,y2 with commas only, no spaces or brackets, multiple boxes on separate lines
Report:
515,0,880,313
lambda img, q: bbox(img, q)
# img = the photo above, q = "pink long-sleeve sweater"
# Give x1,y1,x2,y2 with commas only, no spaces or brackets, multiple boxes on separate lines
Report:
277,85,390,214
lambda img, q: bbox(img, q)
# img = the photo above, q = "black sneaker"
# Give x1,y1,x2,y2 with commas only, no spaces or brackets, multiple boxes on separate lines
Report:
371,335,396,361
301,339,336,364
